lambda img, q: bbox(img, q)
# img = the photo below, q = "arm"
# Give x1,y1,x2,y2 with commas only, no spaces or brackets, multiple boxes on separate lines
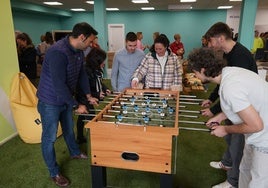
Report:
79,65,98,105
209,100,222,115
174,57,183,91
169,42,176,55
111,53,119,91
211,105,264,137
206,112,227,127
132,56,149,82
208,85,220,102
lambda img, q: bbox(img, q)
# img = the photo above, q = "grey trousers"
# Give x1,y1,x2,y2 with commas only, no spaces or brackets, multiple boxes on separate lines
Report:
221,133,245,187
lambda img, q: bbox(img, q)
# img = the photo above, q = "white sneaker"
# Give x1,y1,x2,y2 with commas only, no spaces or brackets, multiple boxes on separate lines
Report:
212,180,234,188
210,161,232,170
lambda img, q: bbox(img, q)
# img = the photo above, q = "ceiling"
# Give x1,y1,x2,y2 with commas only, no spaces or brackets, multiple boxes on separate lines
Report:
18,0,268,12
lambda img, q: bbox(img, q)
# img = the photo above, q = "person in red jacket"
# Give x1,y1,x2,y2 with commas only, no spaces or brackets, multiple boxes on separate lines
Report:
169,33,184,59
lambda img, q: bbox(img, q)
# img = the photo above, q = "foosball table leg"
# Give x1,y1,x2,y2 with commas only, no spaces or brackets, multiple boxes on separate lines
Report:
160,173,173,188
91,166,107,188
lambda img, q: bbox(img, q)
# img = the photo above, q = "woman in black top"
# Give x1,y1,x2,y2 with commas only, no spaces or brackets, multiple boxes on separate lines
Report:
16,33,37,86
76,47,110,144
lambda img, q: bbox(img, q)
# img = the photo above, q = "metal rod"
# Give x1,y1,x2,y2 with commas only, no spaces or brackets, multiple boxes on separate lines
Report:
77,113,176,122
180,98,203,102
78,108,197,116
179,120,205,125
107,109,198,118
100,101,186,109
108,93,197,99
77,108,196,118
103,114,177,122
179,126,210,132
77,113,204,125
179,114,199,118
180,94,197,98
179,101,200,105
106,97,203,102
83,119,210,132
105,98,176,104
179,109,201,114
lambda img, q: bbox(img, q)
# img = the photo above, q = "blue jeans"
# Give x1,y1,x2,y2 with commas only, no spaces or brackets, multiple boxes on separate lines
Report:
37,100,81,177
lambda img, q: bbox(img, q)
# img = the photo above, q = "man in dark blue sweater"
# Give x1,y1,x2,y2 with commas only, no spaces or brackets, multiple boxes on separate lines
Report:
37,22,98,187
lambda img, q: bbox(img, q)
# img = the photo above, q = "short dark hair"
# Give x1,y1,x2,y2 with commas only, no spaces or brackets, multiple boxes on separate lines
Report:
205,22,233,40
188,48,226,78
71,22,98,38
126,32,137,42
85,47,107,71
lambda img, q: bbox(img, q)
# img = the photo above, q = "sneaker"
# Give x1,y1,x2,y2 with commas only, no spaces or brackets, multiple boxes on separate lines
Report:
71,153,88,160
210,161,232,170
51,174,70,187
212,180,234,188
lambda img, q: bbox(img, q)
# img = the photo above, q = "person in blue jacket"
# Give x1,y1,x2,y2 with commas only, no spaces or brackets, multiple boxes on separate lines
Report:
37,22,98,187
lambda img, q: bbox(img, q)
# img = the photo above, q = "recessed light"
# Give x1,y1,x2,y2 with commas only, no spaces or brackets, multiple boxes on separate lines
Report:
168,4,192,10
106,8,119,11
43,1,63,6
180,0,196,2
86,1,94,4
141,7,155,10
132,0,149,3
70,8,86,11
217,6,233,9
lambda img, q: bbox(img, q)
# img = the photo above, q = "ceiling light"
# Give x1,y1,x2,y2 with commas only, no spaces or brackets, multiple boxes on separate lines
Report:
132,0,149,3
141,7,155,10
168,4,192,10
180,0,196,2
106,8,119,11
229,0,242,1
217,6,233,9
70,8,86,11
86,1,94,4
43,2,63,6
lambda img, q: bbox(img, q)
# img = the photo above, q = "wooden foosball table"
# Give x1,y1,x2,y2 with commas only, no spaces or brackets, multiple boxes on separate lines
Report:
85,88,180,188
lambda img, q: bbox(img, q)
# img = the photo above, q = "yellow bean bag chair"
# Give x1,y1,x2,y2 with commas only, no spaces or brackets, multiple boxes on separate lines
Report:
10,72,62,144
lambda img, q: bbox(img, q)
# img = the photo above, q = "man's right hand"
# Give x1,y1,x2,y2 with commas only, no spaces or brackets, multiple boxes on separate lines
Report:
131,79,138,88
88,97,99,106
75,104,88,114
201,108,214,117
201,99,212,107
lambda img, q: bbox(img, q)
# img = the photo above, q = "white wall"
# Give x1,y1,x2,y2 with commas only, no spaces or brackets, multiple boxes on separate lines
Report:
227,8,268,34
255,9,268,32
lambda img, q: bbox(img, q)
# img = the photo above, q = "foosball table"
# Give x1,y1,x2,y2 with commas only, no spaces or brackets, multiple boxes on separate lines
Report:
85,88,181,188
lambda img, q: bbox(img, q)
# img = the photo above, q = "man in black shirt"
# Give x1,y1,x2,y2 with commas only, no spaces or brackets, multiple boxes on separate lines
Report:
201,22,258,188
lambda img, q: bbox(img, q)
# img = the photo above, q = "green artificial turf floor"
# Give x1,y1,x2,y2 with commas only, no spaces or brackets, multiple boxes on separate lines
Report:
0,81,227,188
